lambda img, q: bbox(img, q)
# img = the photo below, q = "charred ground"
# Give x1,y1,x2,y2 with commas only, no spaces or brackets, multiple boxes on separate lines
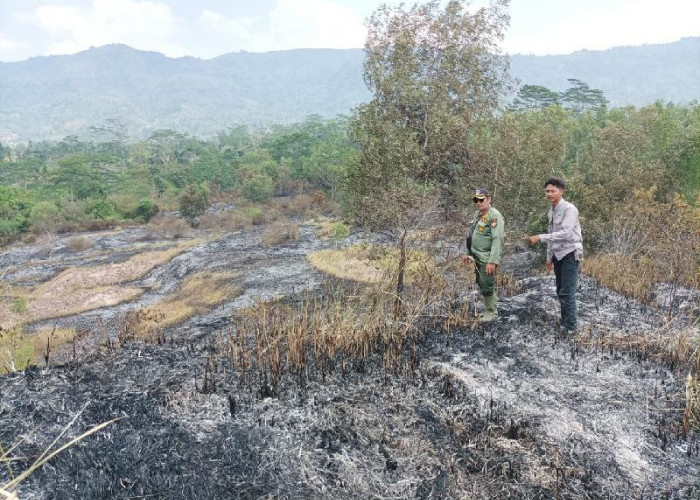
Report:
0,224,698,499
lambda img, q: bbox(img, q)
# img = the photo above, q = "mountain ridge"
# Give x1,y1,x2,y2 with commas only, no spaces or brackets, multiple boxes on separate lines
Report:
1,38,698,143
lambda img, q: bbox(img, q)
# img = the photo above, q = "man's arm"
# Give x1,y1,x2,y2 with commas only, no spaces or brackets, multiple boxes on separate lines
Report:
488,216,504,265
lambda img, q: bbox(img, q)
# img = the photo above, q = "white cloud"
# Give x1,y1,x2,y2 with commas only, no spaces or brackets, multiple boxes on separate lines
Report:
0,27,37,61
200,10,253,39
505,0,700,55
31,0,188,57
200,0,366,53
267,0,366,50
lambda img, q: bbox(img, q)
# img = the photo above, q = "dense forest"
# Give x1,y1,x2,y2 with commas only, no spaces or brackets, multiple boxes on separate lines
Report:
1,97,698,292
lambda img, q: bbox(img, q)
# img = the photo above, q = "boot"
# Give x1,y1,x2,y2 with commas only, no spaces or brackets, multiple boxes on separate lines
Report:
479,295,498,322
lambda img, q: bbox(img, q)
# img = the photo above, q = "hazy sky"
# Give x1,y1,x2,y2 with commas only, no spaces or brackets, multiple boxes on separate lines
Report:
0,0,698,62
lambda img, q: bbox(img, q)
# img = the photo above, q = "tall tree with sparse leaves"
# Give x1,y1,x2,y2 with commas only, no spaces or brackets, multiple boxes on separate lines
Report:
344,0,510,309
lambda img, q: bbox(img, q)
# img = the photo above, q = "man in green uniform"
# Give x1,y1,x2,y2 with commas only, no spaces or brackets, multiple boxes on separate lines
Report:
463,188,505,322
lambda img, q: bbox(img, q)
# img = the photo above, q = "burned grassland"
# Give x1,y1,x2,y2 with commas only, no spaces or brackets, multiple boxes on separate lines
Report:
1,264,698,499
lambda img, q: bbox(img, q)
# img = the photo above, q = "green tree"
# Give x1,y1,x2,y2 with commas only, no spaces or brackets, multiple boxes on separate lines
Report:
241,174,275,203
345,0,510,306
28,201,63,233
511,84,560,111
179,184,208,219
561,78,607,114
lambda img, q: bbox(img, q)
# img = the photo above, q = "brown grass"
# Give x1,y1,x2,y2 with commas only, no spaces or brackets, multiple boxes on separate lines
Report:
199,206,278,233
307,244,439,286
582,255,658,304
226,281,432,394
120,270,242,342
261,222,299,247
146,215,191,238
583,189,699,303
270,191,338,218
0,240,202,329
65,236,94,253
576,322,696,369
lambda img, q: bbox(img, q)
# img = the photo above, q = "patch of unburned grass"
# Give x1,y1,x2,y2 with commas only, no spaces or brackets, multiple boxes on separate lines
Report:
120,270,242,341
307,244,437,285
686,367,700,432
0,240,204,328
577,322,696,368
314,220,350,241
0,325,78,372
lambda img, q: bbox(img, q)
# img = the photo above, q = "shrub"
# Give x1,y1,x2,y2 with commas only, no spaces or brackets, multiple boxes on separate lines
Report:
241,175,275,203
200,211,252,232
237,207,265,225
316,220,350,241
81,219,119,231
261,221,300,247
179,184,209,218
130,199,160,222
88,198,117,219
28,201,63,233
330,222,350,240
0,219,21,244
147,215,191,238
288,194,314,215
66,236,94,252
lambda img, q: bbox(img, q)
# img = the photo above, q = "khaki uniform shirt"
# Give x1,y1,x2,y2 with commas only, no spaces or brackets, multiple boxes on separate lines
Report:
538,198,583,262
467,207,505,264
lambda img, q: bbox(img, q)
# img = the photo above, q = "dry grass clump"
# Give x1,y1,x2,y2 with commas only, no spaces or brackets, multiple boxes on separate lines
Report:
119,270,242,342
261,222,299,247
225,282,432,395
576,322,696,371
684,346,700,431
273,191,338,218
236,207,265,225
65,235,94,252
582,254,657,303
200,206,273,233
199,210,253,232
146,215,191,238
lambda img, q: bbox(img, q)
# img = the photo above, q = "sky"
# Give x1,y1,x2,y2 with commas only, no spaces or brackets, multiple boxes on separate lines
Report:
0,0,698,62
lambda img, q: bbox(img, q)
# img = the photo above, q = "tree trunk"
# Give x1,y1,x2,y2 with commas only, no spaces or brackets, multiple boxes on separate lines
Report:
394,229,407,319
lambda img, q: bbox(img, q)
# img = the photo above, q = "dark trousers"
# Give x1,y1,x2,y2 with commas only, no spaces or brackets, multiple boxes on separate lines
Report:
552,251,579,330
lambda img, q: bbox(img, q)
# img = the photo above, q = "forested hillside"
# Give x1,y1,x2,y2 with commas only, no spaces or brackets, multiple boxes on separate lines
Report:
1,37,699,142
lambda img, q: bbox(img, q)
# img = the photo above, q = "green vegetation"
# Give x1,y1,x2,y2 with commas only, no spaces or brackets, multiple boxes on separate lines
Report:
0,117,357,245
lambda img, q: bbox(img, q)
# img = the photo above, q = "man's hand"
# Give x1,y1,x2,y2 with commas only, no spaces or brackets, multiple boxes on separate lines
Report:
525,235,540,245
546,260,553,271
462,255,475,266
486,263,497,275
